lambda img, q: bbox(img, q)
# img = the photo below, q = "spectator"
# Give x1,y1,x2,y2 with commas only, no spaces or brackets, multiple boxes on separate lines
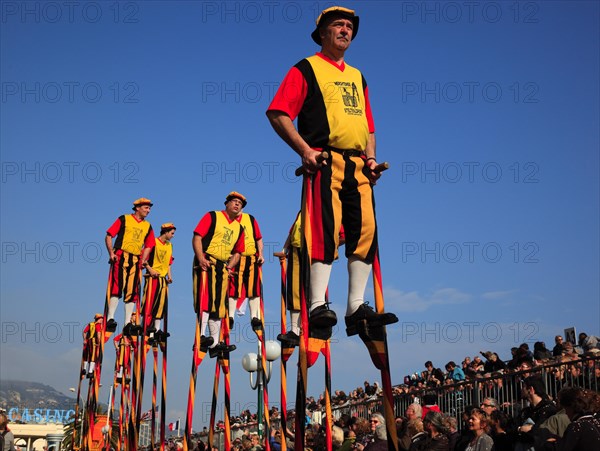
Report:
578,332,600,353
398,404,423,451
465,408,494,451
479,397,498,417
551,387,600,451
481,351,507,373
424,361,445,387
455,406,476,451
421,392,441,419
443,416,459,451
422,411,449,451
445,361,465,381
533,341,553,361
407,419,427,451
489,410,513,451
0,412,15,451
553,335,565,357
355,414,386,451
364,381,376,397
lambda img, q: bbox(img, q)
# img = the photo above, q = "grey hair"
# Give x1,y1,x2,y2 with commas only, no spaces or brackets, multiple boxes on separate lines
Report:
423,411,448,434
482,397,498,407
374,423,387,440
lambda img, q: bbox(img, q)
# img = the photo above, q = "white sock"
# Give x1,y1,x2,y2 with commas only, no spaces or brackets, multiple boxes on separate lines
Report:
347,257,372,315
228,297,237,319
154,319,161,331
290,311,301,335
249,297,260,320
88,362,95,373
107,297,119,320
124,303,135,325
83,362,89,372
208,319,221,348
200,312,209,337
117,367,123,378
310,261,332,311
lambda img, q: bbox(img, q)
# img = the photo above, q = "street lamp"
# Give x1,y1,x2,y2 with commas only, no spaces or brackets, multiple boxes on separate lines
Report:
242,340,281,441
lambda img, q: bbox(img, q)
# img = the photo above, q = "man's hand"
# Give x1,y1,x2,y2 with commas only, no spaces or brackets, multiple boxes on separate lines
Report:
366,158,382,185
256,254,265,265
147,267,160,278
302,148,326,174
108,250,117,263
166,275,173,284
198,255,212,271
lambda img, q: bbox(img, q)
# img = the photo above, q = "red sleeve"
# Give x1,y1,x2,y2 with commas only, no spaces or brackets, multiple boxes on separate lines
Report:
169,256,174,265
364,85,375,133
267,66,307,121
252,218,262,240
106,217,122,237
144,227,155,249
233,230,245,254
193,212,213,237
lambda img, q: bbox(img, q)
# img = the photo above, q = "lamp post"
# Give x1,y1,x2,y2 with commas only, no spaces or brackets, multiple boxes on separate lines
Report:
242,340,281,442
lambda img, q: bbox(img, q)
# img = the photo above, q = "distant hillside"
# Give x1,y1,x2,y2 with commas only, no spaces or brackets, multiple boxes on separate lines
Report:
0,380,75,411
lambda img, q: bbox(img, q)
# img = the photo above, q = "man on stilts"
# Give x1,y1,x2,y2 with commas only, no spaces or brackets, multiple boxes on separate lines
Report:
267,7,399,449
105,197,156,335
266,5,397,339
142,222,176,343
192,192,245,356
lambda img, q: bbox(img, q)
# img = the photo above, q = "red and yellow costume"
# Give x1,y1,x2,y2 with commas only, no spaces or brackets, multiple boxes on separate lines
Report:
192,211,244,318
106,214,155,303
268,52,377,264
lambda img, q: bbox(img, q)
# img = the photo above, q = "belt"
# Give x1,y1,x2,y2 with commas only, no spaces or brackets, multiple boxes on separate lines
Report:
325,146,364,157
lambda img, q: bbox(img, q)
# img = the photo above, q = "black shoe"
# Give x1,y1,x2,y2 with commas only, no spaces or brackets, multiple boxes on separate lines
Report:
229,317,235,329
146,325,157,336
86,372,94,379
81,369,87,376
251,317,262,330
106,319,117,332
209,342,237,358
155,330,170,342
344,303,398,336
277,331,300,347
116,376,123,384
310,305,337,328
200,335,214,348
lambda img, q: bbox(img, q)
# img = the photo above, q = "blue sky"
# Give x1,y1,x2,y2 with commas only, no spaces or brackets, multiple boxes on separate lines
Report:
1,0,598,429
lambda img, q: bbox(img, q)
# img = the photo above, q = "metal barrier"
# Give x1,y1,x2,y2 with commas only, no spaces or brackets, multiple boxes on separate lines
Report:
330,355,599,429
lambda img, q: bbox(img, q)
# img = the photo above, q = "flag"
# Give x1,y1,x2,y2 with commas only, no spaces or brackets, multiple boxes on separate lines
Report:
168,419,180,432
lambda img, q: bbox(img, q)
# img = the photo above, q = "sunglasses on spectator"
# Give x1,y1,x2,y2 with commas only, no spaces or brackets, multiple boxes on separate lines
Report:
370,420,379,423
481,403,494,407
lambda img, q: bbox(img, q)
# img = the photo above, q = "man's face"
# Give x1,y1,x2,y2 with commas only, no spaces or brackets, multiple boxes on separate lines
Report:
225,198,243,216
165,229,176,241
320,17,354,53
136,205,151,218
480,401,496,415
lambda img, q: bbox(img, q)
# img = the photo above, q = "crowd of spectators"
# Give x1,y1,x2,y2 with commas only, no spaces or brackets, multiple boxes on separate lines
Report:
144,331,600,450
